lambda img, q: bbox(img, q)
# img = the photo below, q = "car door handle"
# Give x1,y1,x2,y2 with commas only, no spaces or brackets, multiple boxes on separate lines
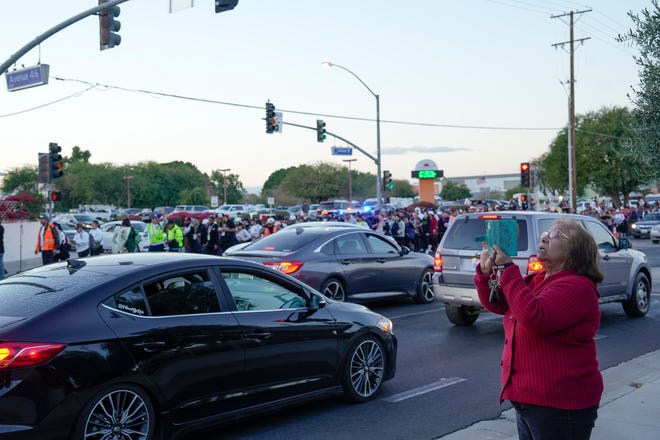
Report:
133,341,166,352
377,258,387,263
340,259,352,265
603,255,610,261
244,332,271,340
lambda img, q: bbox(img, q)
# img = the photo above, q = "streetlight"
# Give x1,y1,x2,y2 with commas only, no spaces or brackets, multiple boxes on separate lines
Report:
219,168,230,205
321,61,382,210
343,158,357,202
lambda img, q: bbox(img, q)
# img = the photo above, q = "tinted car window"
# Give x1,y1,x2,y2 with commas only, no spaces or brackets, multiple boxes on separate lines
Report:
336,235,367,254
143,270,220,316
582,220,617,248
114,286,148,316
442,218,528,251
366,234,399,254
222,271,306,311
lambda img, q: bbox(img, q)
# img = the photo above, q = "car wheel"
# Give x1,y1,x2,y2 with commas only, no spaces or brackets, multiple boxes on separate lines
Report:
321,278,346,301
73,383,156,440
341,335,386,402
414,269,435,304
622,272,651,317
445,304,479,326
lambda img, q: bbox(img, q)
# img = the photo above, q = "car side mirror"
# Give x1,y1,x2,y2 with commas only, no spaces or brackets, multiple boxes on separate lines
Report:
400,246,410,256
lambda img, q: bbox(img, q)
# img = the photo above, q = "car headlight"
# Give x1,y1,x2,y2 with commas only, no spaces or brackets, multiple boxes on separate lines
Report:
631,224,637,229
377,317,393,334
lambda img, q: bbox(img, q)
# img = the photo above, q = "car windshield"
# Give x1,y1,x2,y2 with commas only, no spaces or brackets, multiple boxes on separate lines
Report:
644,213,660,221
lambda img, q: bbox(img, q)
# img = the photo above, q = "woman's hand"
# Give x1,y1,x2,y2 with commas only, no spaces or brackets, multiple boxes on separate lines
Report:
491,244,513,266
479,241,493,274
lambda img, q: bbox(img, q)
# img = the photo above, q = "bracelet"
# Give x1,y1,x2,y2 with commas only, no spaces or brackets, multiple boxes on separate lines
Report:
495,262,515,270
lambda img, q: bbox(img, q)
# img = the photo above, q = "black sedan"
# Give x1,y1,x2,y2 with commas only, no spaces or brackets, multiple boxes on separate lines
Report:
0,253,396,440
228,225,437,304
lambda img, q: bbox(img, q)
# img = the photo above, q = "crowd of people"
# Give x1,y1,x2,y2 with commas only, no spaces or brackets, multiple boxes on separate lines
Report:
33,195,659,264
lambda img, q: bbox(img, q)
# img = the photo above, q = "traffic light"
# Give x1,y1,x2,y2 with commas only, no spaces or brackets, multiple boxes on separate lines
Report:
99,0,121,51
382,170,393,191
51,191,62,202
49,143,63,181
316,119,326,142
38,153,49,184
265,102,276,134
520,162,531,188
215,0,239,13
520,194,528,210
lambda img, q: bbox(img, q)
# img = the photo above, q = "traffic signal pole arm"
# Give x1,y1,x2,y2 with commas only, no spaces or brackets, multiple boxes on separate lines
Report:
279,121,378,165
0,0,129,76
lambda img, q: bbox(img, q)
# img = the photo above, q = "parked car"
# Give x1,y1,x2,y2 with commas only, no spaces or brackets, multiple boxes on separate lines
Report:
227,225,437,304
211,204,248,216
153,206,174,216
172,205,210,215
433,211,652,326
119,207,142,217
651,223,660,244
630,212,660,239
0,253,396,439
100,220,151,253
53,213,102,229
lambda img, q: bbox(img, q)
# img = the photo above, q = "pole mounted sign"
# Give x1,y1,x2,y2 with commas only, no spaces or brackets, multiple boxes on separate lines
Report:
331,147,353,156
5,64,50,92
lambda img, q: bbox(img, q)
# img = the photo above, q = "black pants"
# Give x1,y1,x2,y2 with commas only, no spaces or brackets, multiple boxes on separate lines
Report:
41,250,54,265
512,401,598,440
149,243,165,252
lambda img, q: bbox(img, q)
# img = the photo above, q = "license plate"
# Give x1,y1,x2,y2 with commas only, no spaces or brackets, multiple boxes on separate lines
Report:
471,258,479,271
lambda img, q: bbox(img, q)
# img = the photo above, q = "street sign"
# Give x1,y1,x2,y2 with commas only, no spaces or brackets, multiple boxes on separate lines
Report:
331,147,353,156
5,64,50,92
211,196,219,208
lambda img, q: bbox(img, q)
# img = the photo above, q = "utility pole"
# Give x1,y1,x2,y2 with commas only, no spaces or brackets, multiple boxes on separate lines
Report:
343,159,357,202
552,9,590,212
123,175,133,208
219,169,230,205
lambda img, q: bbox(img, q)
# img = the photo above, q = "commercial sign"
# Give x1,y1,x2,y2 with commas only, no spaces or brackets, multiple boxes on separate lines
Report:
5,64,50,92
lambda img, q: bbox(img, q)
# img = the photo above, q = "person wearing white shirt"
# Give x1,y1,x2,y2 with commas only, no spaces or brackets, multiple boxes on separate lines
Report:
72,223,91,258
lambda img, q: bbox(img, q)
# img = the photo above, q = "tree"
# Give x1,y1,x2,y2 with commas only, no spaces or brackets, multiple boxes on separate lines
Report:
617,1,660,188
535,107,641,207
279,163,344,202
1,166,40,195
440,180,471,201
209,170,245,204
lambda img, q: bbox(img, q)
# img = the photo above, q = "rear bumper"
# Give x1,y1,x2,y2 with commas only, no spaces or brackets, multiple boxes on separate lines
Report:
432,274,484,308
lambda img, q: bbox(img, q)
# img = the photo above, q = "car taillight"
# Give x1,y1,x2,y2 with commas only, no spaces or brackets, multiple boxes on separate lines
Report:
527,256,543,273
479,214,501,220
0,342,66,369
434,254,443,272
263,261,304,275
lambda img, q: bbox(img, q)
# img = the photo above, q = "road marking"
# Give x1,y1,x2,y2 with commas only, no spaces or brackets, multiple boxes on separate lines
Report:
388,307,444,320
383,377,466,403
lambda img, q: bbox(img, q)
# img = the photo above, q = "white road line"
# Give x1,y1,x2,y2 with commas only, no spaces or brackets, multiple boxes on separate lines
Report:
388,308,444,320
383,377,467,403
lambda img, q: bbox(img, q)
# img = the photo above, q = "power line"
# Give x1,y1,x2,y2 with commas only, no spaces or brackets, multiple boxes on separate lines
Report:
52,76,562,131
0,84,95,118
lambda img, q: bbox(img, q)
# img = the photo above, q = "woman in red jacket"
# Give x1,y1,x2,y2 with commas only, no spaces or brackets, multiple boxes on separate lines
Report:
475,218,604,440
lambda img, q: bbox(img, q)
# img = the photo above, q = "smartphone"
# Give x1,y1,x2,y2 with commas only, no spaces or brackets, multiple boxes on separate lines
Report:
485,219,518,257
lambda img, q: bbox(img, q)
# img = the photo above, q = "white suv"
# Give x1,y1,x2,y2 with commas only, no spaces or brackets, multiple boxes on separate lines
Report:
433,211,652,326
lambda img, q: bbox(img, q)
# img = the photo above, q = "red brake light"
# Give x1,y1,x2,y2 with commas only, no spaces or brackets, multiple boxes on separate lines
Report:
527,256,543,273
479,214,501,220
263,261,304,275
0,342,66,369
434,254,443,272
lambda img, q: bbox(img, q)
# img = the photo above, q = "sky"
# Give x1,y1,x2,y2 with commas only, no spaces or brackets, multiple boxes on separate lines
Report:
0,0,649,193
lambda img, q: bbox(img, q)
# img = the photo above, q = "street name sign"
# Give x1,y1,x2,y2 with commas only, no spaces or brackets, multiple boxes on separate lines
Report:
6,64,50,92
331,147,353,156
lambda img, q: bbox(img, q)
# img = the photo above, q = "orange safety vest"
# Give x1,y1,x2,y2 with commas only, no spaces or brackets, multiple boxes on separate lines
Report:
36,224,57,252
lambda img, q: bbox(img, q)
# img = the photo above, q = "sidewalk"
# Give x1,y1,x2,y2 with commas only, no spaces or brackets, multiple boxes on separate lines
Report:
439,348,660,439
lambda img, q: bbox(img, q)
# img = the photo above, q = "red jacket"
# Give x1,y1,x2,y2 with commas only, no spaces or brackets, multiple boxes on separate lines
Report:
475,265,603,410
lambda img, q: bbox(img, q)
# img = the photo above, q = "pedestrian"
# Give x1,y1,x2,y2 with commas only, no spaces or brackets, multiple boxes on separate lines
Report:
147,213,166,252
122,218,139,253
35,214,59,265
112,220,130,253
235,222,251,243
89,220,104,256
71,223,91,258
52,222,70,262
185,217,204,253
475,218,604,440
0,218,5,279
205,215,220,255
165,220,184,252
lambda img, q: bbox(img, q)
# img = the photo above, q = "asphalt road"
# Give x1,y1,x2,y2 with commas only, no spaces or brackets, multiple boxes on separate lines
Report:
187,238,660,440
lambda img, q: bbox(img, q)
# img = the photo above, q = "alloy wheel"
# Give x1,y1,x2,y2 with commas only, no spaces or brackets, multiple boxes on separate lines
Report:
84,389,151,440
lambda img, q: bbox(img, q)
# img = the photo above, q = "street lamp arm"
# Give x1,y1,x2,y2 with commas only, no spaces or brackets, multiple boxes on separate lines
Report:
326,63,378,99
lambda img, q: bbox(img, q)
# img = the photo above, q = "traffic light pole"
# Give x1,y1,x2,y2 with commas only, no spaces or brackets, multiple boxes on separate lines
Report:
280,121,377,164
0,0,129,75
